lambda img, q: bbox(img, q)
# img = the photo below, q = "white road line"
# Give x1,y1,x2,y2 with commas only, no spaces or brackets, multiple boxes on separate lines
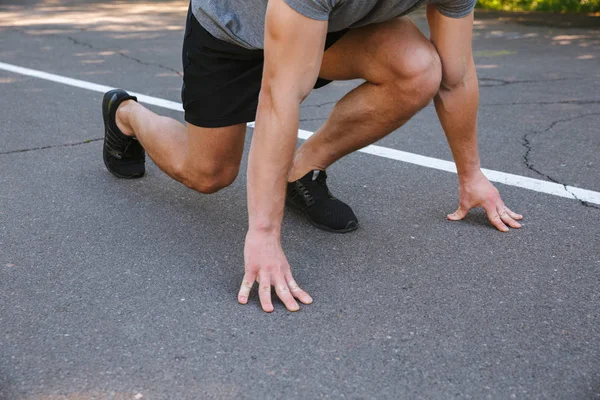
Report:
2,61,599,206
0,61,183,112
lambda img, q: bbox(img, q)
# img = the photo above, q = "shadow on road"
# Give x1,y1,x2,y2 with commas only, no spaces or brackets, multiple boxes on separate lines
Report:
0,0,187,37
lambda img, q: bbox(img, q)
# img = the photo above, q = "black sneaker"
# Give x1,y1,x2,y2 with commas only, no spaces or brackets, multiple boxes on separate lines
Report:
102,89,145,179
286,170,358,233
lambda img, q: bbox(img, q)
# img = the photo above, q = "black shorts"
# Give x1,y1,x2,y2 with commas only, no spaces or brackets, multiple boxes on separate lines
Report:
181,9,348,128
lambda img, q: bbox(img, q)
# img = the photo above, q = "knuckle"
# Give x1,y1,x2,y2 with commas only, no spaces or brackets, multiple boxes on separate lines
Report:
277,285,289,293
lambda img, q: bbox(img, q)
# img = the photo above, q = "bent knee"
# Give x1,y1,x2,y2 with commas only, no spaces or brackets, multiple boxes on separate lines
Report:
176,161,239,194
185,170,238,194
388,43,441,96
371,21,442,101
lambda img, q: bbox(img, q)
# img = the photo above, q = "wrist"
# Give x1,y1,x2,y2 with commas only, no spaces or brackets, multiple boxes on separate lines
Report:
457,166,483,184
248,220,282,237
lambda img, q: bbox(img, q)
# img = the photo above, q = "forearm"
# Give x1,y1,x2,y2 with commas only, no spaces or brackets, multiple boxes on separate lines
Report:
247,87,300,235
434,59,481,180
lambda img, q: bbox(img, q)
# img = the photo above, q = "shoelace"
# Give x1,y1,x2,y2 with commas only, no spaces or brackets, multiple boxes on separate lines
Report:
295,173,334,207
298,183,315,206
106,132,143,160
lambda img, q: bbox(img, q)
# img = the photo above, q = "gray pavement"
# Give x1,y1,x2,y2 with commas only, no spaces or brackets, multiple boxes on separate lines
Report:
1,2,599,399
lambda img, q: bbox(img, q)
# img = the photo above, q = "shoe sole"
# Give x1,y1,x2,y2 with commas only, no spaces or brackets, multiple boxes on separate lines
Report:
102,90,144,179
285,198,359,234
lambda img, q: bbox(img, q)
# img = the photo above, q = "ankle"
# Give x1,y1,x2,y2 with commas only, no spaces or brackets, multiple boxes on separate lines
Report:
289,149,329,182
115,100,136,137
288,162,325,182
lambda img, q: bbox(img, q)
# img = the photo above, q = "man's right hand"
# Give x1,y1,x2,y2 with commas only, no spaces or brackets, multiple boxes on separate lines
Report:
238,231,313,312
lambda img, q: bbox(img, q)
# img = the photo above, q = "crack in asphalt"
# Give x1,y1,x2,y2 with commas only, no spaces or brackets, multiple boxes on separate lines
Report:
299,116,328,123
301,100,338,109
8,27,183,78
521,112,600,209
0,138,102,156
481,99,600,107
478,77,574,87
65,35,183,78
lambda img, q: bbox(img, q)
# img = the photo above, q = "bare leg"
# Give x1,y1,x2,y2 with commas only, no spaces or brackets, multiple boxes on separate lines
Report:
289,17,442,181
115,101,247,193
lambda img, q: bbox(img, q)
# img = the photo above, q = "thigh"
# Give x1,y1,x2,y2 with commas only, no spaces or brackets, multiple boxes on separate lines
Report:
184,123,247,173
319,17,434,84
182,10,263,128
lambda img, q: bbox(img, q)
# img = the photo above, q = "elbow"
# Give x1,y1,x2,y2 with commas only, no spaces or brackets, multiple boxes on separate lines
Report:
258,80,309,115
256,77,307,125
440,68,467,91
258,82,275,112
439,57,477,91
260,72,312,109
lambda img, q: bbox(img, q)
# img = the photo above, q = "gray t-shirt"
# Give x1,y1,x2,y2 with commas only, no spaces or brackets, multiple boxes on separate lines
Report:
191,0,476,50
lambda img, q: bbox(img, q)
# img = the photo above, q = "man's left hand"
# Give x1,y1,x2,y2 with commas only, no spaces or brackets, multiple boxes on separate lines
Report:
447,170,523,232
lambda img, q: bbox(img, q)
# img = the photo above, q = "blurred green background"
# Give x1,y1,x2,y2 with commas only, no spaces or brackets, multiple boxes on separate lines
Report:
476,0,600,13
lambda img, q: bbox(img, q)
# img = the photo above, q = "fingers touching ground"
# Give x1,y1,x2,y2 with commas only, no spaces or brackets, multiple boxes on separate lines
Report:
285,273,313,305
448,201,523,232
498,207,521,230
257,271,274,312
504,206,523,221
484,203,509,232
495,199,522,229
484,200,523,232
274,276,299,312
237,272,256,305
238,271,312,312
447,204,469,221
446,174,524,231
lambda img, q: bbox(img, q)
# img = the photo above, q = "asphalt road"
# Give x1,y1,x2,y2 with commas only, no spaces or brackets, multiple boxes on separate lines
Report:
1,2,599,399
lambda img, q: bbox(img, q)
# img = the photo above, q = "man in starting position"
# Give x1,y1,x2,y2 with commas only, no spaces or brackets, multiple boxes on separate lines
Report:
101,0,523,312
